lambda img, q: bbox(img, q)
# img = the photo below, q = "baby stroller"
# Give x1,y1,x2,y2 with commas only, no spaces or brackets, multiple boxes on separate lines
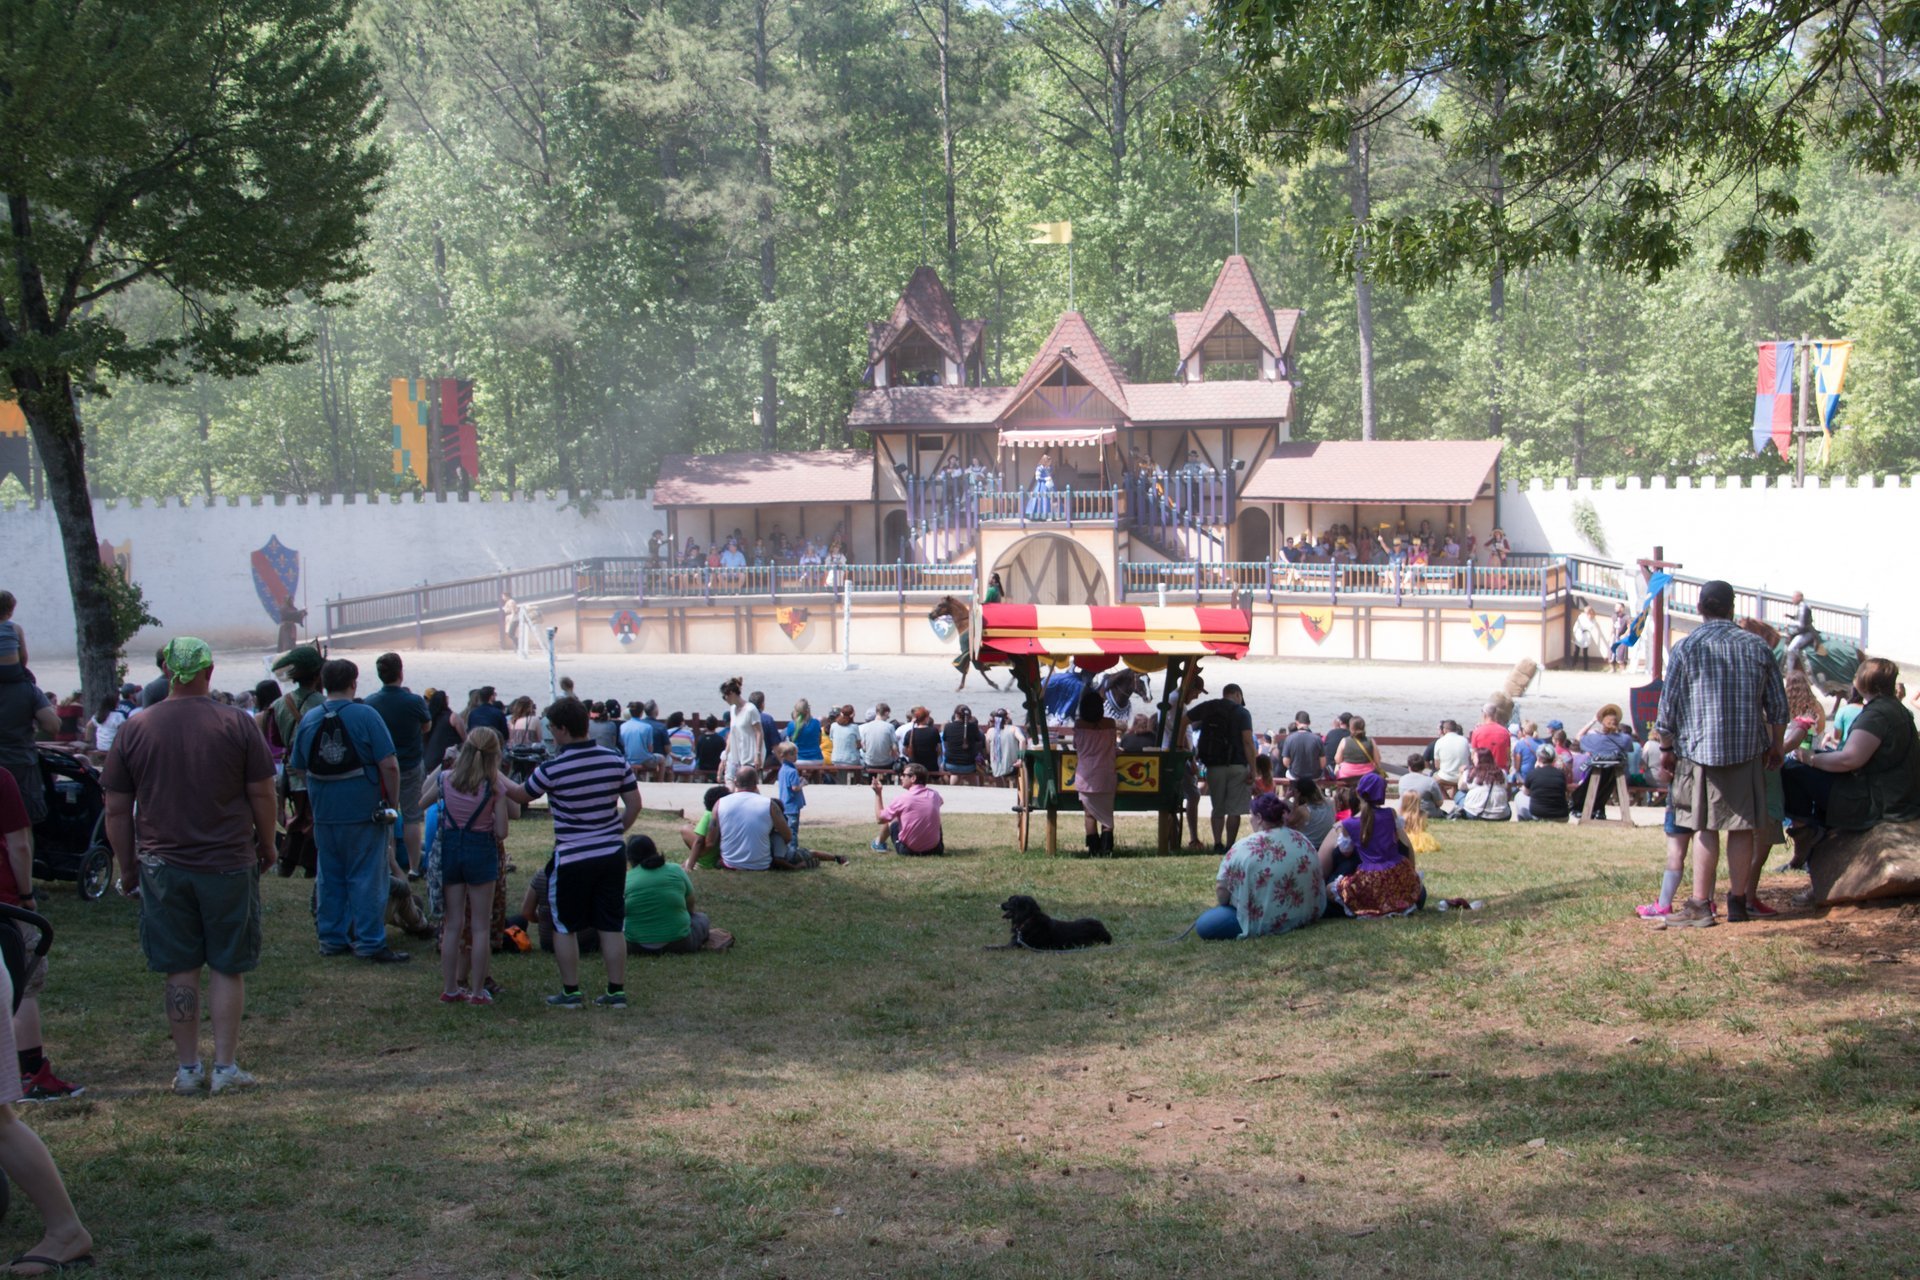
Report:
0,900,54,1222
30,749,114,902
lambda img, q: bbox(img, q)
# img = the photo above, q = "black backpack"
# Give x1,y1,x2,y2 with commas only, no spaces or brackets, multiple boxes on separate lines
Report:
306,705,369,782
1189,698,1238,767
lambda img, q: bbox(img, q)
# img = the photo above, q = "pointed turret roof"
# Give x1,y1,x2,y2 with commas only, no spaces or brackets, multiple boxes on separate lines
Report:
1001,312,1130,418
1175,255,1290,365
866,266,982,370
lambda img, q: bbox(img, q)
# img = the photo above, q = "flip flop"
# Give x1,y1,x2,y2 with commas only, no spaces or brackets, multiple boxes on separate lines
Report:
7,1254,95,1275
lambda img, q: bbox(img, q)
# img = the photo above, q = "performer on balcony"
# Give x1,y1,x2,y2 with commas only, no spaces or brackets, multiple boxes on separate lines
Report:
1024,457,1056,520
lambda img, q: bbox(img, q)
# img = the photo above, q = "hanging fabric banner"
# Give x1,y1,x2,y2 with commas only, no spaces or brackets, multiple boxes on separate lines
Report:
1812,341,1853,465
1752,341,1796,457
437,377,478,480
0,396,27,489
391,378,430,483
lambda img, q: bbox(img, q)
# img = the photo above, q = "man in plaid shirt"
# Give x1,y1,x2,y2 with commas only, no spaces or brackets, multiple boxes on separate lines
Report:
1653,580,1788,927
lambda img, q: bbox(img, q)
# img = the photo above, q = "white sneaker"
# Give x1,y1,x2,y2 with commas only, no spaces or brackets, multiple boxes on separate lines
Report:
209,1064,258,1095
173,1062,207,1095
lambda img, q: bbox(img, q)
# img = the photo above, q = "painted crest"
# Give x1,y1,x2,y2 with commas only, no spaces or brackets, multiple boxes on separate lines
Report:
1299,607,1334,645
1472,611,1507,650
777,606,810,643
609,609,641,645
250,536,300,622
929,614,956,641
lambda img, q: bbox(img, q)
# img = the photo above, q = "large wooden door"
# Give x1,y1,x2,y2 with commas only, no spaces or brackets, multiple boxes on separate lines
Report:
991,535,1108,606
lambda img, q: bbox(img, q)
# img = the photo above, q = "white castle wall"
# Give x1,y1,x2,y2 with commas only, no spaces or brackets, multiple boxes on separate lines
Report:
1498,475,1919,662
5,474,1916,664
2,491,662,656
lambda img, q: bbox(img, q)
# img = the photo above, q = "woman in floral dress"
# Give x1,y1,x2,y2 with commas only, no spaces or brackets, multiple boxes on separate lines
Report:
1193,792,1326,940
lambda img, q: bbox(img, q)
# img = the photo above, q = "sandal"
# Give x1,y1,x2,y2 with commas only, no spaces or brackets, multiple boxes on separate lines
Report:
7,1255,95,1275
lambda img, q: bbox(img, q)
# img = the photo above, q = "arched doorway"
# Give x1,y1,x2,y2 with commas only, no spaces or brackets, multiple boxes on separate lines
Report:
882,509,910,562
1236,507,1271,561
991,534,1109,606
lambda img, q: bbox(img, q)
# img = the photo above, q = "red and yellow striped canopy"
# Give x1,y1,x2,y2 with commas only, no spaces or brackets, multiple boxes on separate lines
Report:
976,604,1252,663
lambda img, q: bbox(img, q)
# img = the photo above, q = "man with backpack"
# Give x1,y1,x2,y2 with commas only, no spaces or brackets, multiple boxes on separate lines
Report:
290,659,409,964
1186,683,1258,854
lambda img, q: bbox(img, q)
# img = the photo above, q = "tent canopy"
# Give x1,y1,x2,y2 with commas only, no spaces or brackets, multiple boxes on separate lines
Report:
997,426,1117,450
977,604,1252,664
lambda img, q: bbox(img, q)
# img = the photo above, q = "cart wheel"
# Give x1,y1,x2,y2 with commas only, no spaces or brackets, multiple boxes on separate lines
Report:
78,845,113,902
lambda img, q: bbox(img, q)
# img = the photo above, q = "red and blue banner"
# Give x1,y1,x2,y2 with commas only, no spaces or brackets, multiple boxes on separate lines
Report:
1753,341,1796,456
438,378,479,480
250,536,301,623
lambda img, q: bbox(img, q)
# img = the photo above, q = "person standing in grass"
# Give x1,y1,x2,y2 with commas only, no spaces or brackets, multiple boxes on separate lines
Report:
775,742,806,846
1652,580,1787,928
433,728,511,1005
103,638,277,1096
500,697,642,1007
0,948,92,1274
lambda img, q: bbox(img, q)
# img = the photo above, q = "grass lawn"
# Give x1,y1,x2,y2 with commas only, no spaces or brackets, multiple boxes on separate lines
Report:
16,807,1920,1278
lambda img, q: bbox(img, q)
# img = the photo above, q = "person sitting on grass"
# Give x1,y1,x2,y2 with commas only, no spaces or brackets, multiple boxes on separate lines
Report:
623,834,733,956
1292,778,1336,851
1448,748,1512,821
871,765,946,856
1399,791,1439,854
1515,745,1571,822
1194,792,1325,941
1781,657,1920,863
1397,754,1444,818
1318,771,1424,918
708,767,838,870
679,784,731,870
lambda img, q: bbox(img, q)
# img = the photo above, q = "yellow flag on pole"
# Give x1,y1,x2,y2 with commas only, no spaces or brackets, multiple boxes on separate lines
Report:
1028,221,1073,245
1812,340,1852,465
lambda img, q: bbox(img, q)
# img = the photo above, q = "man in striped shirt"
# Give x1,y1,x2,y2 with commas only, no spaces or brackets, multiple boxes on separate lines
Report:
503,697,642,1008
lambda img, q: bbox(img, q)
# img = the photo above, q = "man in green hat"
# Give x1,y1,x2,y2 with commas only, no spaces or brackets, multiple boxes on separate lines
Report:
269,645,326,877
104,637,278,1095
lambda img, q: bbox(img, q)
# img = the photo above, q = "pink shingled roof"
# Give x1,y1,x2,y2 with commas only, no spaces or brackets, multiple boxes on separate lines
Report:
848,386,1013,429
1002,312,1130,418
1240,440,1503,504
653,450,874,507
866,266,983,369
1124,380,1293,424
1178,255,1285,365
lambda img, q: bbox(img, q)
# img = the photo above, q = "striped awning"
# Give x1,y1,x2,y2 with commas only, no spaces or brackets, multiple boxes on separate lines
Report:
997,426,1117,449
977,604,1252,663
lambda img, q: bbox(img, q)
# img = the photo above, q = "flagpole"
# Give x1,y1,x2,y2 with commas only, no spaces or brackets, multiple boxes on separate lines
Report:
1796,332,1809,488
1068,238,1075,312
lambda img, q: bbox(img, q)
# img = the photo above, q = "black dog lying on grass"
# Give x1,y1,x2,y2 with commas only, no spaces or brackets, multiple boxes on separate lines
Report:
991,895,1113,951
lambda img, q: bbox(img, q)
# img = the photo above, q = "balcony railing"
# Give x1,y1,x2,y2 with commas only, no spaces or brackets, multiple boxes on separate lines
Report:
577,560,976,602
974,487,1122,524
1118,559,1562,605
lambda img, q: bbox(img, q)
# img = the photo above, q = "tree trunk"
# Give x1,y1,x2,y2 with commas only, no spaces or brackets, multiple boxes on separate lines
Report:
1348,124,1378,442
194,379,215,501
19,374,120,710
938,0,958,286
754,0,778,449
1487,77,1507,439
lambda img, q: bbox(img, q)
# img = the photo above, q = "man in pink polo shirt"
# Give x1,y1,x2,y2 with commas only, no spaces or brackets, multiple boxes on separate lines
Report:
870,766,945,856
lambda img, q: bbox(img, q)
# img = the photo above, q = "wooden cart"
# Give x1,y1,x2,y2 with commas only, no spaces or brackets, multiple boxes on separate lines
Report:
973,603,1252,854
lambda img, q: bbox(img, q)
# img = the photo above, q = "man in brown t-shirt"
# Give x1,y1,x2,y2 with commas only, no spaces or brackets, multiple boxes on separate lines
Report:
103,637,277,1097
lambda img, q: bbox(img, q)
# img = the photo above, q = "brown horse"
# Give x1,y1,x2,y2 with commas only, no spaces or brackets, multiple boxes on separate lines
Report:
931,596,998,691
